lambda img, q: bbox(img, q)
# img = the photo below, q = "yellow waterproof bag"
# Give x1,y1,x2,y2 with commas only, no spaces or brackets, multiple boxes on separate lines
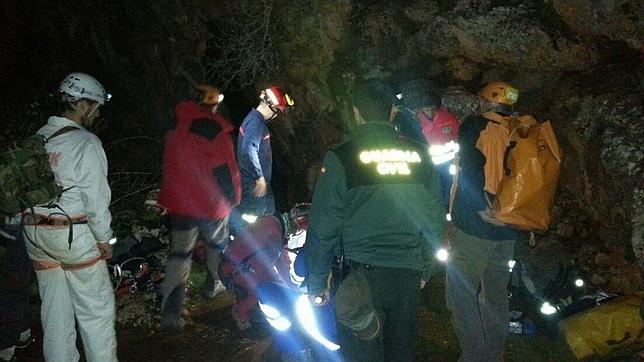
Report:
478,112,561,232
559,295,644,360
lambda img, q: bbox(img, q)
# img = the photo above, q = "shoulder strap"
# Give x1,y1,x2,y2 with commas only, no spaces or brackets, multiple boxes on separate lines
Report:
45,126,80,142
481,112,508,125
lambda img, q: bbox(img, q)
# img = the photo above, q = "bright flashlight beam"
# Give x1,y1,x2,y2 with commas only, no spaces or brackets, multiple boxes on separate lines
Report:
241,214,258,223
574,279,584,287
436,248,449,262
540,302,558,315
258,301,281,319
267,316,292,331
295,295,340,351
259,301,292,331
108,237,117,245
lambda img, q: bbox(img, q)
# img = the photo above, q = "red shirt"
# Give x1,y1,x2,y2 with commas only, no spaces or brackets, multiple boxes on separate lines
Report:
159,101,241,220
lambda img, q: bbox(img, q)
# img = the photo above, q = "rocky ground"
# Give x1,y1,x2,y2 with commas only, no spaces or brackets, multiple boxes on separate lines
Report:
13,266,591,362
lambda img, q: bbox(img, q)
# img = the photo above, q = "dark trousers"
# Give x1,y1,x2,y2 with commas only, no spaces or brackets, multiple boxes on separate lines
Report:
161,216,228,321
0,225,31,350
338,266,421,362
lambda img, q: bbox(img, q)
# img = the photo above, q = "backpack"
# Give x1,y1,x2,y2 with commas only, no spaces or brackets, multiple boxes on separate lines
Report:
477,112,561,232
0,126,79,215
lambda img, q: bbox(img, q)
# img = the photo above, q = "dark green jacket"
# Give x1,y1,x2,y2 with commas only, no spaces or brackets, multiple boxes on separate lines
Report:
305,122,446,295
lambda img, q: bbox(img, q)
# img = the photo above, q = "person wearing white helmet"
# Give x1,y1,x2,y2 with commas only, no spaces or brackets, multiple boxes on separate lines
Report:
22,72,117,361
58,72,111,127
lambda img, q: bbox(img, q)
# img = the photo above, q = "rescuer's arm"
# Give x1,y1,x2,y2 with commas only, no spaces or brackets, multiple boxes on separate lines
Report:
305,151,347,297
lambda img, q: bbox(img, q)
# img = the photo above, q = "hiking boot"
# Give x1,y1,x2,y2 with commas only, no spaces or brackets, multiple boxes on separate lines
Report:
160,315,185,334
203,278,226,299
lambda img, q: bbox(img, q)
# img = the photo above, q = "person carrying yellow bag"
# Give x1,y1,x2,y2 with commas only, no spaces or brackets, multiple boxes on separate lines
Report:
446,81,559,362
477,108,561,232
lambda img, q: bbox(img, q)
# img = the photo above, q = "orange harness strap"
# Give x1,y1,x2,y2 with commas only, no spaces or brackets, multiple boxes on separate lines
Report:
32,255,104,272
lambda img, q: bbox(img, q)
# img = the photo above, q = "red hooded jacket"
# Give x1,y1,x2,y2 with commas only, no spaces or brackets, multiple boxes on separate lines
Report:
159,101,241,220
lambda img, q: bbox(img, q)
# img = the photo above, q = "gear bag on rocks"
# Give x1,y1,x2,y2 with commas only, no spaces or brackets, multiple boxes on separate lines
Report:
477,112,561,232
0,127,78,215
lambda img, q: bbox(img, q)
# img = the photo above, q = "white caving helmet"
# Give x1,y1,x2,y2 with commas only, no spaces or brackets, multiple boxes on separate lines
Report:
59,72,110,105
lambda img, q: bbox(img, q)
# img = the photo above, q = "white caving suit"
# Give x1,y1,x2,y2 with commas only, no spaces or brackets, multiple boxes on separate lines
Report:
22,116,117,362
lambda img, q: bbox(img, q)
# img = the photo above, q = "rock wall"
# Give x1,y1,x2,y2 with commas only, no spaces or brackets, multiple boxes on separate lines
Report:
267,0,643,291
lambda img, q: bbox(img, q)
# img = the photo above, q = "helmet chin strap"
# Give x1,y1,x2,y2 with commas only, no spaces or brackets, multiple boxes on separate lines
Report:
69,101,99,126
267,109,279,121
86,103,99,118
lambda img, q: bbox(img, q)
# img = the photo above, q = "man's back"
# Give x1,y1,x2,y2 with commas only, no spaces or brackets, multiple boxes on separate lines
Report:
306,122,445,291
331,122,444,267
159,101,240,220
34,115,112,243
452,115,523,241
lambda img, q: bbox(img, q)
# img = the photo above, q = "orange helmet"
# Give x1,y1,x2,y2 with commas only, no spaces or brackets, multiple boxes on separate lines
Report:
478,82,519,106
195,84,224,105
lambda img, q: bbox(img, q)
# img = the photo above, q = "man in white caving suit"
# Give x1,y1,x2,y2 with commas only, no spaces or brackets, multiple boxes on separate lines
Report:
22,72,118,361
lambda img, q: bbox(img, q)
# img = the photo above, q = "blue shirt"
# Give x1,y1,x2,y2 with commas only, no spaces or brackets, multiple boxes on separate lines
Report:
237,109,272,183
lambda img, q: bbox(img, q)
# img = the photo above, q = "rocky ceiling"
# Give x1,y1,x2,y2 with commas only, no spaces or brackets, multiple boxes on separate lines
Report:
1,0,642,293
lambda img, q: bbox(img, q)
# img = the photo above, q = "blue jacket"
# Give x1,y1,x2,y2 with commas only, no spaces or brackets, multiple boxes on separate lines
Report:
237,109,272,183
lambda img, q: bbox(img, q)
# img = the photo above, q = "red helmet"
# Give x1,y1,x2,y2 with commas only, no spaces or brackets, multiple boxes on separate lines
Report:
260,86,294,113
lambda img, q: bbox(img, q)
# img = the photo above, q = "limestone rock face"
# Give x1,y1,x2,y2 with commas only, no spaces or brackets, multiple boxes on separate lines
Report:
553,0,642,51
418,5,602,72
555,92,644,275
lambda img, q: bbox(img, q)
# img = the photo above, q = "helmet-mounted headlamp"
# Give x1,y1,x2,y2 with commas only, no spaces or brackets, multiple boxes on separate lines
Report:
195,84,224,106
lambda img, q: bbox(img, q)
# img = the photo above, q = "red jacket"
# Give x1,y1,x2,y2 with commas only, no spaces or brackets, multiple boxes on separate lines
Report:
420,108,461,145
159,101,241,220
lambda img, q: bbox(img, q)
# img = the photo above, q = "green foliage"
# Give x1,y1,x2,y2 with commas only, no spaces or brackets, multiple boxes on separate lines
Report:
205,0,278,90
